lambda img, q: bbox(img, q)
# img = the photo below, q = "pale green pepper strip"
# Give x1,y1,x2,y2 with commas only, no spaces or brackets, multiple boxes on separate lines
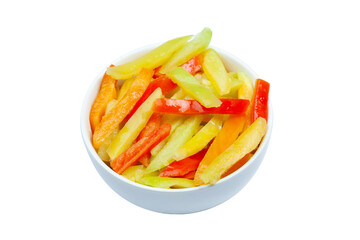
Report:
145,116,202,173
107,88,163,160
173,116,224,160
167,67,221,108
150,117,184,156
139,176,195,189
160,28,212,74
106,35,192,79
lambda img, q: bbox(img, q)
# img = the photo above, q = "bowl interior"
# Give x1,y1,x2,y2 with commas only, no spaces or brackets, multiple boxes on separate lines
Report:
80,44,272,192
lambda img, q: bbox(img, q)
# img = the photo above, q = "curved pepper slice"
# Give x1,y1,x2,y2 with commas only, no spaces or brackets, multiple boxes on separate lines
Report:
154,98,249,115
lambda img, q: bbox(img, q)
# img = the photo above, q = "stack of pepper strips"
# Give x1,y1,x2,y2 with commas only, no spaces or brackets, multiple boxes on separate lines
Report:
89,28,270,188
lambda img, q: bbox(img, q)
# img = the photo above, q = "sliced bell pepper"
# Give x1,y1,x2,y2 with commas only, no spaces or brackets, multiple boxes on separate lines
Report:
106,35,192,79
111,123,171,174
121,165,158,183
127,75,177,118
145,116,203,173
139,176,195,189
135,113,162,167
117,77,135,100
237,72,255,130
221,153,253,178
181,171,196,179
222,72,243,98
150,116,185,156
202,48,231,95
159,157,201,177
106,87,162,159
97,127,119,162
89,65,117,132
251,79,270,123
173,116,224,160
154,98,249,115
181,55,202,75
158,147,207,177
166,67,221,108
153,66,162,78
194,114,246,185
200,117,267,185
160,28,212,74
105,99,118,115
121,165,145,182
92,68,153,149
128,57,202,118
237,71,254,100
137,113,162,141
138,153,150,167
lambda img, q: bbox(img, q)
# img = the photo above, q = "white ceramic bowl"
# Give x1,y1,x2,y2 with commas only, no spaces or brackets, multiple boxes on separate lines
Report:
80,44,273,214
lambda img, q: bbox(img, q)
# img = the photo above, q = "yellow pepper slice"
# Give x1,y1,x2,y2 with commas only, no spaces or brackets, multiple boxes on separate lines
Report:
139,176,195,189
105,99,118,114
117,77,135,100
200,117,267,185
122,165,158,183
106,35,192,79
202,48,231,96
237,71,254,100
173,116,224,160
97,127,119,162
107,88,163,160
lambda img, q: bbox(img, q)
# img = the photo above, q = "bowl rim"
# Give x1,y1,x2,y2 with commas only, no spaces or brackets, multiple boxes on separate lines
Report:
80,44,273,193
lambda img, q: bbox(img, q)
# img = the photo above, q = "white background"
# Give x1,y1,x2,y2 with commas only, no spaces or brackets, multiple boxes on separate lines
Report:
1,0,359,239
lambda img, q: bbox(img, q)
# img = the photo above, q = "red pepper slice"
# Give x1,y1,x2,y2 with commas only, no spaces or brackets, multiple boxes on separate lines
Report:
128,56,202,118
128,76,177,118
180,171,196,179
137,113,162,141
159,157,202,177
159,148,207,177
251,79,270,123
138,153,150,167
180,56,202,75
154,98,250,115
